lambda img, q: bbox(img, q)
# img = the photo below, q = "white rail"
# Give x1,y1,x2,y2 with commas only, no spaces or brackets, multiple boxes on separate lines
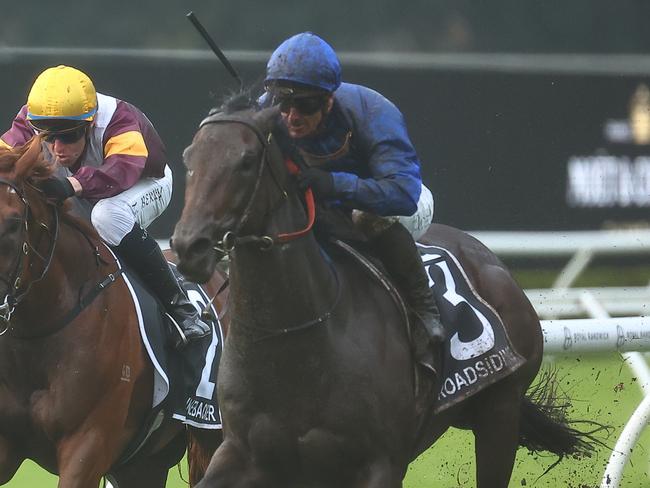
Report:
469,229,650,258
471,229,650,290
528,286,650,318
542,317,650,355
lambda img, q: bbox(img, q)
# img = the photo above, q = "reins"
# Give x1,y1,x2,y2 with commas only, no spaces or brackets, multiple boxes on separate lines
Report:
0,177,59,328
196,111,332,340
0,178,122,338
245,253,342,343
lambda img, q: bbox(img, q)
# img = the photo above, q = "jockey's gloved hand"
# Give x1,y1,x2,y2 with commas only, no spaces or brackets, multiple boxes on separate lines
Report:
38,177,76,203
297,167,335,198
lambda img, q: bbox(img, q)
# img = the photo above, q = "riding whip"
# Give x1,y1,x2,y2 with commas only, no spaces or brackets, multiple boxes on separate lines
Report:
186,11,244,90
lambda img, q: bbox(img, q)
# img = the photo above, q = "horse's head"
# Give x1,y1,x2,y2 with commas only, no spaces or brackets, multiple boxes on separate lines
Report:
172,96,288,283
0,139,55,321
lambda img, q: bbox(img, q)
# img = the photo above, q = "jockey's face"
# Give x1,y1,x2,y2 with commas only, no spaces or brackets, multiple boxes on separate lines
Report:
279,94,334,139
42,125,88,167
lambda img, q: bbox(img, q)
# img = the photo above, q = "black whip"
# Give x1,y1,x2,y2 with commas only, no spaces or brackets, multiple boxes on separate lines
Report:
186,11,244,90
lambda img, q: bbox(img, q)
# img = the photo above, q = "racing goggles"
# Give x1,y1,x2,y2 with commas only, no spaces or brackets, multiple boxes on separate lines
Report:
277,95,327,115
30,121,88,144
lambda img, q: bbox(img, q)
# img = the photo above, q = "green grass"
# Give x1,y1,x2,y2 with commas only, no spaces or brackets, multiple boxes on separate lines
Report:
405,354,648,487
6,354,647,487
510,264,650,289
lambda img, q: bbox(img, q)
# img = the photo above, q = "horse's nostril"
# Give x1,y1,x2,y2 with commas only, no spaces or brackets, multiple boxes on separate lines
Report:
188,238,213,257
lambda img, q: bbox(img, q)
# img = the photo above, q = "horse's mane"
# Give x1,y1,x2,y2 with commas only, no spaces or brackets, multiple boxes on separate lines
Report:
0,139,54,179
212,90,260,115
0,141,99,240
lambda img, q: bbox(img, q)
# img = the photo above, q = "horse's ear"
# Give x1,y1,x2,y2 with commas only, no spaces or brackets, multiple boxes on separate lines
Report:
13,136,43,181
253,105,280,133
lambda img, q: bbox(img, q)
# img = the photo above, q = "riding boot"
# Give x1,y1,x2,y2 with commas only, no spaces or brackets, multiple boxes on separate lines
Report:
115,224,211,349
371,222,445,371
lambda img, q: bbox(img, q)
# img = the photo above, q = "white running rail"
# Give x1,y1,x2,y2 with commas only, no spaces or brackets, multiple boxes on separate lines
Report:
471,229,650,289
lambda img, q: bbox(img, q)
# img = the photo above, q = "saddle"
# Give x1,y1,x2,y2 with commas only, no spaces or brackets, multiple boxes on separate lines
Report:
318,228,525,414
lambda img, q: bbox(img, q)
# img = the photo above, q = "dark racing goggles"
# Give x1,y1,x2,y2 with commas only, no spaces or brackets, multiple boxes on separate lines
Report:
30,121,89,144
277,95,327,115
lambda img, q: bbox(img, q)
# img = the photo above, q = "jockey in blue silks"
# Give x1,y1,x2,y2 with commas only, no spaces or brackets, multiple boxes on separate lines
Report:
262,32,445,371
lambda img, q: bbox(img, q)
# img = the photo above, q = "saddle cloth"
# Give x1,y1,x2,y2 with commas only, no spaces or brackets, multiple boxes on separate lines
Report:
417,243,525,413
119,261,223,430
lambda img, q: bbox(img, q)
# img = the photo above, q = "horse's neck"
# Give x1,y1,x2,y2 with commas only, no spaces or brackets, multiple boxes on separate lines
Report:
229,195,335,331
15,215,104,327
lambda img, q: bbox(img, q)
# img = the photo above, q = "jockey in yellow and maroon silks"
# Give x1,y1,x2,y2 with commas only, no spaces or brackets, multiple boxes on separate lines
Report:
1,65,210,348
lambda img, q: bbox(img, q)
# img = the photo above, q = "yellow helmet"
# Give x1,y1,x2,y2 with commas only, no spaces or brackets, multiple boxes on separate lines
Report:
26,65,98,123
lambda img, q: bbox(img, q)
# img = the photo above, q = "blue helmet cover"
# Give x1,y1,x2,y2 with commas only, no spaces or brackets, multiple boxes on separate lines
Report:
265,32,342,93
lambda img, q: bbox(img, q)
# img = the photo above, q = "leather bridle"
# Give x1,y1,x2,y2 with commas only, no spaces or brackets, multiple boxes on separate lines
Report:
197,112,315,255
0,178,59,333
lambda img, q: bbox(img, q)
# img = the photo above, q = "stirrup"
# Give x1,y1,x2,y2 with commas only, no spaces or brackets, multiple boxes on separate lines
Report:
415,346,438,376
166,313,190,348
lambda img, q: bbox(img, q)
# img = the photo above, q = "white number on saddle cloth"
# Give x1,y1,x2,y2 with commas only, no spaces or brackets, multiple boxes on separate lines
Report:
422,253,495,361
187,289,218,399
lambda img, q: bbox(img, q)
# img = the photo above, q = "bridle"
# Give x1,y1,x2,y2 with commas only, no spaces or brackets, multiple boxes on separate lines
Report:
0,178,59,333
194,112,329,339
0,177,120,339
197,112,315,255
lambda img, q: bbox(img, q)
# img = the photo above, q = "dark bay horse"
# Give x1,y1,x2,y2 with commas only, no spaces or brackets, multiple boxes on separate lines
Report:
172,98,597,488
0,140,223,487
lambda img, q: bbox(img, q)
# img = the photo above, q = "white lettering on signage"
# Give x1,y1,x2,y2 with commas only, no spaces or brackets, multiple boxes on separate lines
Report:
566,155,650,207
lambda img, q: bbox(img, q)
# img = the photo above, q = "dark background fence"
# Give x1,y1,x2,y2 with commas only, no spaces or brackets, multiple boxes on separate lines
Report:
2,49,650,236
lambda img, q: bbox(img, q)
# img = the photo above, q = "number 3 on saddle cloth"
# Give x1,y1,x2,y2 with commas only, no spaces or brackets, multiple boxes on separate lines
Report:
416,244,525,413
331,239,525,414
109,252,223,463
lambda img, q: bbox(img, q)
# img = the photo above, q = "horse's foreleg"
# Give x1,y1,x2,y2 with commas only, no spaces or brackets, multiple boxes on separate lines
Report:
55,431,116,488
196,439,267,488
0,435,23,484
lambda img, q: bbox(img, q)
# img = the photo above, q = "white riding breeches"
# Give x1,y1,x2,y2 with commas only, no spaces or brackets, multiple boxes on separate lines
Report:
91,165,173,246
395,184,434,240
352,184,435,240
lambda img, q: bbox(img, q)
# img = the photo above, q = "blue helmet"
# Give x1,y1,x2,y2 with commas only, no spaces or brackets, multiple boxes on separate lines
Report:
265,32,342,93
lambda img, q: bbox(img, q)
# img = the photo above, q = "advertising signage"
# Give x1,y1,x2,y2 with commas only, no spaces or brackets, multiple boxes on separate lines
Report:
371,69,650,231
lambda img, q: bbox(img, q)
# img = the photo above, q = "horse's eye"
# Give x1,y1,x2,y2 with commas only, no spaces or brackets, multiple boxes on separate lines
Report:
4,218,20,235
240,154,257,172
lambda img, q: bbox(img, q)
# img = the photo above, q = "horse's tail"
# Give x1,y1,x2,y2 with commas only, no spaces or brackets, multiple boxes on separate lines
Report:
186,427,224,486
518,370,609,471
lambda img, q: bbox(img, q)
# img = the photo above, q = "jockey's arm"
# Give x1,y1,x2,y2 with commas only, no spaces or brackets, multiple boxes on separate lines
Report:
73,130,148,199
330,94,422,217
1,105,36,148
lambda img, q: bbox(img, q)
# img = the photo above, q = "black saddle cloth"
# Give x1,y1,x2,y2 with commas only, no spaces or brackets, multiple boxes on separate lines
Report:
113,260,224,466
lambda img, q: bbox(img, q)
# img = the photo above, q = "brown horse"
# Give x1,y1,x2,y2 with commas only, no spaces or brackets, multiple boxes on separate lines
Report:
0,140,223,487
172,96,598,488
